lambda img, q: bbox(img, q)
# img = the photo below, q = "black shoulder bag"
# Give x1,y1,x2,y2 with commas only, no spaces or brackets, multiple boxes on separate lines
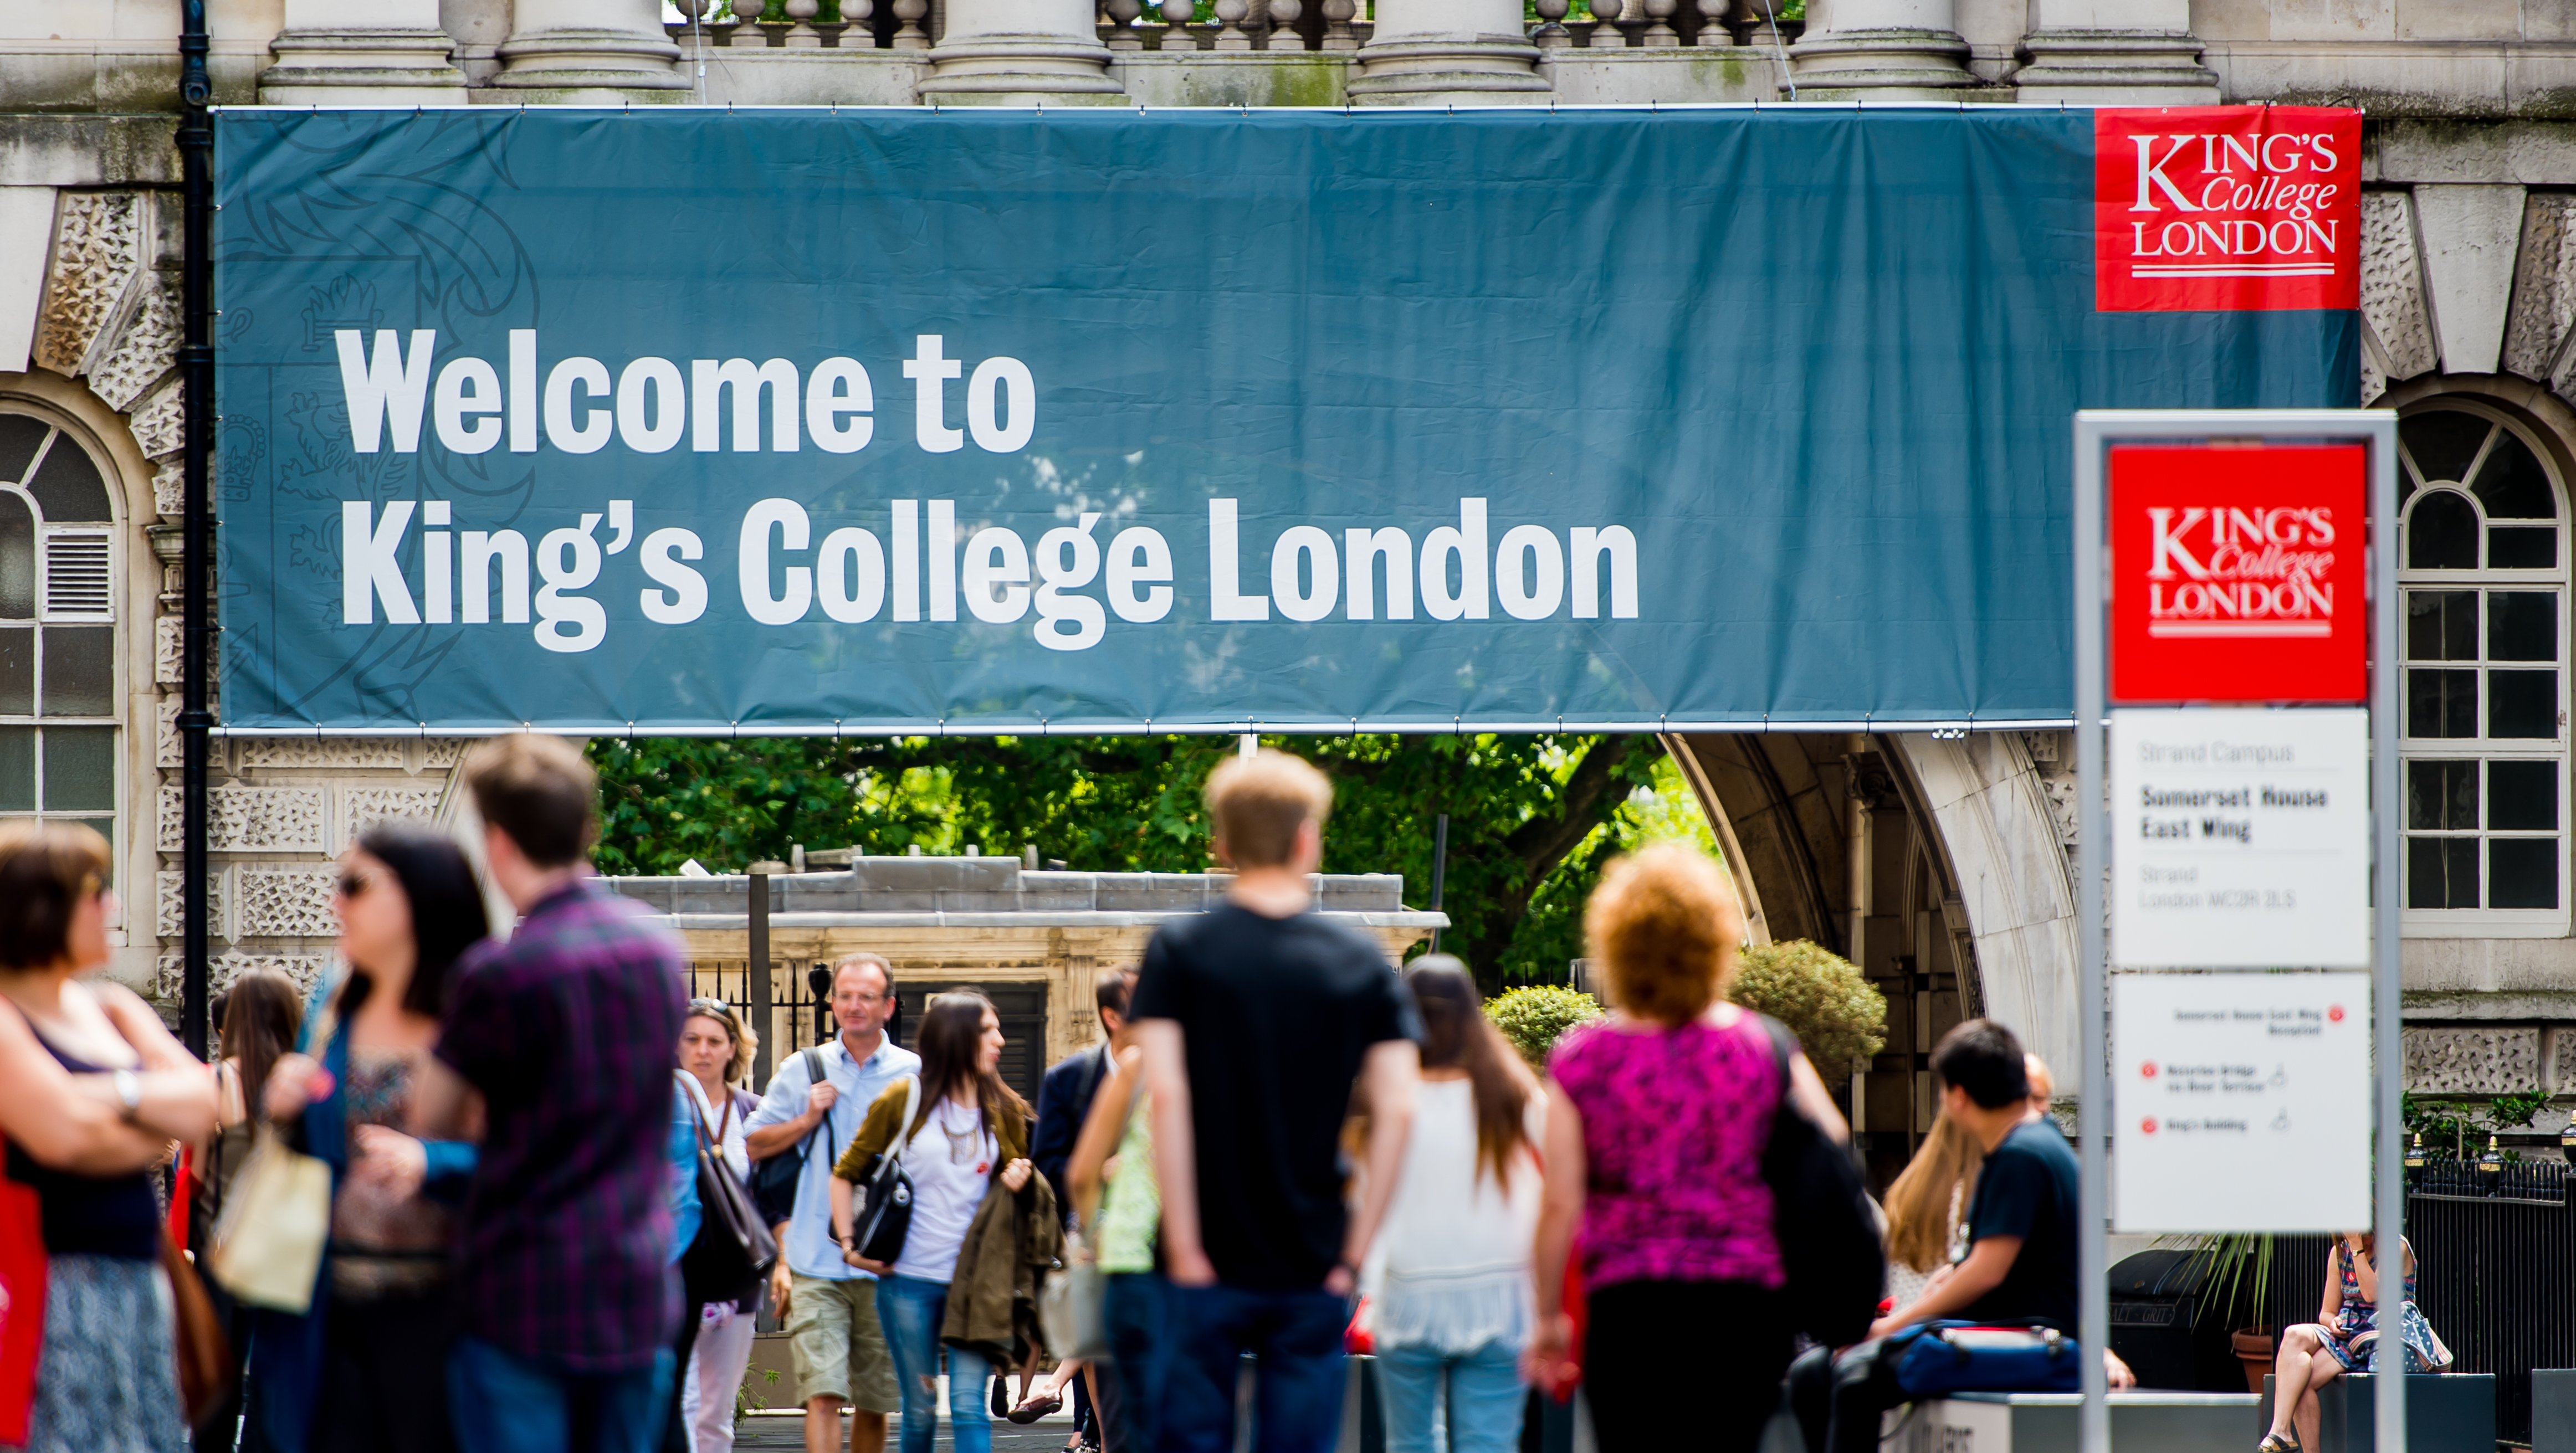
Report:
848,1075,922,1265
750,1048,833,1228
1754,1014,1884,1347
682,1085,781,1306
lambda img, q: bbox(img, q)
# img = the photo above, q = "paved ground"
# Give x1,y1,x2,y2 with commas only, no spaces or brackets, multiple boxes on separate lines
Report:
733,1410,1082,1451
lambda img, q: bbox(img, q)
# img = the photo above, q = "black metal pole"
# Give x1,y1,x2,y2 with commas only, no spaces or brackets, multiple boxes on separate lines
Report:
177,0,213,1059
748,871,771,1086
1427,813,1448,954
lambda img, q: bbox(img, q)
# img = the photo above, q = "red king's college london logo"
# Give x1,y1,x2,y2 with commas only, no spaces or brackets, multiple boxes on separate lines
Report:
2096,106,2362,312
2109,445,2367,705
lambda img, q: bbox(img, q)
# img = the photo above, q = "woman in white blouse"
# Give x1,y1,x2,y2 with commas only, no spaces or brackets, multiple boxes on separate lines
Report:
1364,958,1544,1453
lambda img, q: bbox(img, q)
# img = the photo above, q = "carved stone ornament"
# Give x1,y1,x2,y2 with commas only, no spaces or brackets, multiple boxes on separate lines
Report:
33,193,144,378
154,952,329,1002
158,784,328,854
87,273,182,415
2503,192,2576,399
2402,1025,2542,1096
344,785,445,842
232,866,342,941
2359,191,2437,404
235,737,411,771
155,617,183,686
129,379,185,462
157,869,232,943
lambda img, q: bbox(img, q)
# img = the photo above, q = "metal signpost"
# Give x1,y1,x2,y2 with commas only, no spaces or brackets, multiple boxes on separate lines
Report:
2074,409,2402,1453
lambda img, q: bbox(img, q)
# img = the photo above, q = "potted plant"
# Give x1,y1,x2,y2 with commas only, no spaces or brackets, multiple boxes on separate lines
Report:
2163,1233,2278,1393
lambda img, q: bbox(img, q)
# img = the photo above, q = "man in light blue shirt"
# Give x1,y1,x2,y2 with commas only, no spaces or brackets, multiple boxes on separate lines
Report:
745,953,920,1453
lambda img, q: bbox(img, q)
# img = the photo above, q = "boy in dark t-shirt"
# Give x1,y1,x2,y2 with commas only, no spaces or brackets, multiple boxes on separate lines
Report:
1129,749,1423,1453
1788,1020,2126,1453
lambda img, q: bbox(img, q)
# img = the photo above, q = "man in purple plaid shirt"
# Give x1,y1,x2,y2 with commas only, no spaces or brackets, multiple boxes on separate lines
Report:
417,735,689,1453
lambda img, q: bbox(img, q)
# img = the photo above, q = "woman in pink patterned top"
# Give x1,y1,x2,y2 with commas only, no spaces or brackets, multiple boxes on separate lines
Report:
1525,845,1849,1453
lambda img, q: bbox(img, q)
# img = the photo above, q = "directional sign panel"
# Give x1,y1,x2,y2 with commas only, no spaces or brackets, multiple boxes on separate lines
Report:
2112,970,2372,1233
2109,706,2370,968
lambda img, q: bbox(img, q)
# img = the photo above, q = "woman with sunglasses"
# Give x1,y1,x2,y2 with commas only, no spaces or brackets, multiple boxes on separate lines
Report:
249,822,491,1453
0,822,218,1452
676,997,761,1453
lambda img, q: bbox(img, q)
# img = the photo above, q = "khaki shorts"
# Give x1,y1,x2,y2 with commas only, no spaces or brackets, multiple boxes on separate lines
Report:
787,1272,899,1413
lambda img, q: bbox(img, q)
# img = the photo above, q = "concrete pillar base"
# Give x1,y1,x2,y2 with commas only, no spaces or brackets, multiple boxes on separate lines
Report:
259,29,470,105
2011,28,2217,105
1785,26,1973,99
918,37,1130,101
1348,37,1548,102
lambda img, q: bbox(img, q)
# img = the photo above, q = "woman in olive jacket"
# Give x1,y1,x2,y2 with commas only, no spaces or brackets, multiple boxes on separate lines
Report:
829,990,1037,1453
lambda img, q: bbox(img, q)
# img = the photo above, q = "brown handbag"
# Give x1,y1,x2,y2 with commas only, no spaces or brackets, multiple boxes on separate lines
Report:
160,1228,233,1429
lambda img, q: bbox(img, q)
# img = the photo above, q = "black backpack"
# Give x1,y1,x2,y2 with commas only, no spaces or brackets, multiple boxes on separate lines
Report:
750,1049,834,1228
1754,1014,1885,1348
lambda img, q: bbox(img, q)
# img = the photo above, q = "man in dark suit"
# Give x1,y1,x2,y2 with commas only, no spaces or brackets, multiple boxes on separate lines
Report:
1028,967,1138,1452
1034,966,1138,1211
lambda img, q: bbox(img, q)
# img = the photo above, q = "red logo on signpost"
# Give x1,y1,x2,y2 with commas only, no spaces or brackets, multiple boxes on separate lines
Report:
2096,107,2361,312
2108,444,2368,704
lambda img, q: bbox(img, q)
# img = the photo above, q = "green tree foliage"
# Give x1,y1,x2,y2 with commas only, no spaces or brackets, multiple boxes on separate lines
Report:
1729,939,1886,1080
1484,985,1605,1068
589,732,1715,989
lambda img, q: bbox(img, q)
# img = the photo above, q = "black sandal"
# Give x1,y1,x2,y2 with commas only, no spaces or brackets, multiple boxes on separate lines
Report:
2259,1433,2301,1453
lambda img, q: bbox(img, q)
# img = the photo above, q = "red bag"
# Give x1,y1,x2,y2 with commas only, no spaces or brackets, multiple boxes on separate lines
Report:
167,1145,193,1252
0,1176,47,1445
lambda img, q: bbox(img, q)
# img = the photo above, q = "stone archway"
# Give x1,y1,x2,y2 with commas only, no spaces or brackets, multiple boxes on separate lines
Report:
1662,730,2080,1187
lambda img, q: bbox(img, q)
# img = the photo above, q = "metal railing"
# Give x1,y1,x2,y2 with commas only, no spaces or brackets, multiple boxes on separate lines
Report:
2255,1161,2575,1444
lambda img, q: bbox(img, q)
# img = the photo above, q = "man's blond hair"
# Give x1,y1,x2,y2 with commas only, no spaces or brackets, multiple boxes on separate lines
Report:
1204,749,1333,869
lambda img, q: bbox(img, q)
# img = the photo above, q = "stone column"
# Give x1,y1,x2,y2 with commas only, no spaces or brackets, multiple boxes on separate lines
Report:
2012,0,2216,105
258,0,469,104
916,0,1127,104
1784,0,1972,99
487,0,691,101
1347,0,1546,106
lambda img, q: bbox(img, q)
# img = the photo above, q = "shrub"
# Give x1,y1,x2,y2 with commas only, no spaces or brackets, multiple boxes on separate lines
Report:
1485,984,1605,1069
1729,939,1886,1081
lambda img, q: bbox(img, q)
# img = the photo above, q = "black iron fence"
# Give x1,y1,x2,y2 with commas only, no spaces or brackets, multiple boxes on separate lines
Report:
685,959,1048,1106
2253,1159,2574,1445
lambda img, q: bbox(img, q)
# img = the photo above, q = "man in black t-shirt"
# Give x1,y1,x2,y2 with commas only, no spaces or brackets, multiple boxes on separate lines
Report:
1790,1020,2128,1453
1129,750,1422,1453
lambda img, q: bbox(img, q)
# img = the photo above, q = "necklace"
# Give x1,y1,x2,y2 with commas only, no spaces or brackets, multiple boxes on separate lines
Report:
937,1100,985,1164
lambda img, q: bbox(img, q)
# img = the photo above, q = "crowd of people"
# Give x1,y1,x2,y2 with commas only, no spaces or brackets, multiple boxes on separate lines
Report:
0,738,2409,1453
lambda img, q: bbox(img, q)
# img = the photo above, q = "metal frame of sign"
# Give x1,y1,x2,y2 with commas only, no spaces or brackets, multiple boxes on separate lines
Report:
2072,410,2401,1453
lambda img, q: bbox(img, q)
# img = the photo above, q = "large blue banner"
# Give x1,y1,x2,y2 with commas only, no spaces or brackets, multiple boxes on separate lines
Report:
211,106,2355,734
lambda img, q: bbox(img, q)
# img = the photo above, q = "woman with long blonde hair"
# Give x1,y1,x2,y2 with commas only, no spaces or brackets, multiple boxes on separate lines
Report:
1880,1113,1983,1311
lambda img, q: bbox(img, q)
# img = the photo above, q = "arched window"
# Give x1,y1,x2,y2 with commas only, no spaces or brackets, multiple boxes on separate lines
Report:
0,413,116,850
2399,402,2569,933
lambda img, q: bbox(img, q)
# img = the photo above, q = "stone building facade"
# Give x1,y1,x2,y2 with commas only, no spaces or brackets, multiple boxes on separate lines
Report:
4,0,2573,1152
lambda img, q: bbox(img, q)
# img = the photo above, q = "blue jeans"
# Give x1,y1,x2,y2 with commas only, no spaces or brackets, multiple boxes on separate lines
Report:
875,1274,994,1453
1102,1272,1172,1453
447,1336,674,1453
1160,1283,1349,1453
1372,1341,1527,1453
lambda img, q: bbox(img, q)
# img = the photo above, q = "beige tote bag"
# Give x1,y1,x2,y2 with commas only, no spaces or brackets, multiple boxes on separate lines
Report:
208,993,340,1313
207,1125,332,1312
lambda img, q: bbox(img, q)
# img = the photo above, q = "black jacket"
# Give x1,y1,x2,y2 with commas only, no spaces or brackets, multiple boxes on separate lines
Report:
1030,1044,1113,1220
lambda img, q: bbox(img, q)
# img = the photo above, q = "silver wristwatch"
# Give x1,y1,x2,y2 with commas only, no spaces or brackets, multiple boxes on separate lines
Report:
111,1069,142,1123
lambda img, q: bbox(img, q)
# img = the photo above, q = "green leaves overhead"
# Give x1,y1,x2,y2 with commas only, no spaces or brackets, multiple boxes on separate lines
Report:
588,732,1715,990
